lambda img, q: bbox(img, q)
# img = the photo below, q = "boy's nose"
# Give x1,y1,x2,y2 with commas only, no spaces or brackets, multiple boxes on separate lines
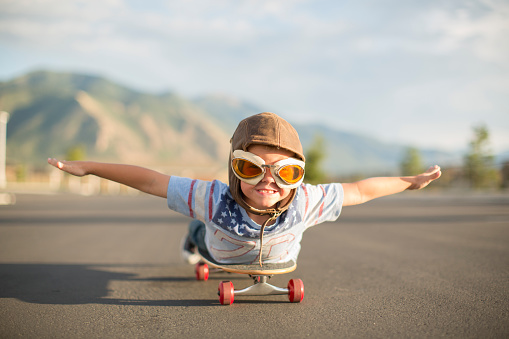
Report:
261,168,276,183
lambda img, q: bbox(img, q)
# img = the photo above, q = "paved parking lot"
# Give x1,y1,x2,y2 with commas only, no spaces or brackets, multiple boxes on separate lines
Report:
1,192,508,338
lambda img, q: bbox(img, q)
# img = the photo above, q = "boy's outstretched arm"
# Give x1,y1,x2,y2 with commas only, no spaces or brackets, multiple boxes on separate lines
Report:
47,158,170,198
342,165,441,206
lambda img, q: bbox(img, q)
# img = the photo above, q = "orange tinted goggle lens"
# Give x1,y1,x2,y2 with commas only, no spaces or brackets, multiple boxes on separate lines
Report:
232,159,263,178
278,165,304,184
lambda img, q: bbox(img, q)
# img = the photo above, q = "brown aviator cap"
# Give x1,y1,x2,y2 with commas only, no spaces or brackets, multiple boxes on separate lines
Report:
228,112,305,217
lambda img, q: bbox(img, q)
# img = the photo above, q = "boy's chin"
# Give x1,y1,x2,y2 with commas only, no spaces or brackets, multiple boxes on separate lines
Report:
248,201,278,210
242,195,279,210
257,203,279,210
240,187,291,211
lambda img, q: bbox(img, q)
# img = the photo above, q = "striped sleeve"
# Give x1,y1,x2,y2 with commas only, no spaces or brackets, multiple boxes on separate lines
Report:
299,183,344,228
167,176,222,221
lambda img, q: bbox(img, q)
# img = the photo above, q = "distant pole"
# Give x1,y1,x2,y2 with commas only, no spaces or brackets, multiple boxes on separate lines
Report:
0,111,9,189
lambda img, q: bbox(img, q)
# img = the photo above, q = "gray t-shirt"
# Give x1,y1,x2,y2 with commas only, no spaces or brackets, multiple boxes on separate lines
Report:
167,176,344,264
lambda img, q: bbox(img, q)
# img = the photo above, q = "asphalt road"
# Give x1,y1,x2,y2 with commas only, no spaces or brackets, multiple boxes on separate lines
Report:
1,192,508,338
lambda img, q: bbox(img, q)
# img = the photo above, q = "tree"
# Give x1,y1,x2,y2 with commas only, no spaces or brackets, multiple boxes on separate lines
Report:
304,134,327,184
400,147,423,176
502,162,509,189
463,124,499,189
66,144,87,161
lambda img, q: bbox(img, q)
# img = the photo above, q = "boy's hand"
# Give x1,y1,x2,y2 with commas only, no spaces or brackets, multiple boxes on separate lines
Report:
47,158,88,177
407,165,442,190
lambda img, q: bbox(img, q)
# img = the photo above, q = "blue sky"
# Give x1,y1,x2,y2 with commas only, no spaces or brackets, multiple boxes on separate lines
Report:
1,0,508,153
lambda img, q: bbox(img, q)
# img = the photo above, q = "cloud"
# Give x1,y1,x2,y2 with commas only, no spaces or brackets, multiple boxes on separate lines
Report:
0,0,508,152
4,0,506,65
0,0,126,47
424,0,509,63
0,0,333,50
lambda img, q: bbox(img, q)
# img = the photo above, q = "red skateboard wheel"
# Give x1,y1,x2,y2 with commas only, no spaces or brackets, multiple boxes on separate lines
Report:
218,281,234,305
195,263,209,281
288,279,304,303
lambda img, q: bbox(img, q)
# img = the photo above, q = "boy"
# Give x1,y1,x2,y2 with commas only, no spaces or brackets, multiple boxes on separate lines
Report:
48,112,441,266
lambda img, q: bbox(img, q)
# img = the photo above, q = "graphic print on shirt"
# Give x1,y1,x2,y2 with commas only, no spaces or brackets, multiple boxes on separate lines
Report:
209,229,257,260
210,229,296,263
251,233,296,263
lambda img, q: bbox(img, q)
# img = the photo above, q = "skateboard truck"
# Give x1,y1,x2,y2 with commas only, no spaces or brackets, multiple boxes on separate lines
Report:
234,275,288,296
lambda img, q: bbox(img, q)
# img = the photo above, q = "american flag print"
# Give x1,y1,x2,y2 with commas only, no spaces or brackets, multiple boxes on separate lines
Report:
210,191,304,239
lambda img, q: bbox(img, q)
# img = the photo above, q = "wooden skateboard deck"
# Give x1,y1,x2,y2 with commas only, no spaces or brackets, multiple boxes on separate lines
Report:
197,248,296,275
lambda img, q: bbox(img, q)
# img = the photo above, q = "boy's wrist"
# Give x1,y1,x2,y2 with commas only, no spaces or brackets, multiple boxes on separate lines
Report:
80,161,97,176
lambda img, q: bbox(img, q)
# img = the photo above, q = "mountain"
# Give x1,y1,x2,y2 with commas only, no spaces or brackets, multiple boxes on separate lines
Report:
0,70,458,179
192,94,259,135
1,70,230,179
193,96,459,176
293,124,460,176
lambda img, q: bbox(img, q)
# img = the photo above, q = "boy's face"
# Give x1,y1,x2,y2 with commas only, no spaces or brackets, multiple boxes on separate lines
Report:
239,145,294,210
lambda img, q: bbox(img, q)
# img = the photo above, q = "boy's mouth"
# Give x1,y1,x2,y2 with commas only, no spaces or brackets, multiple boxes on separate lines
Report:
256,188,278,194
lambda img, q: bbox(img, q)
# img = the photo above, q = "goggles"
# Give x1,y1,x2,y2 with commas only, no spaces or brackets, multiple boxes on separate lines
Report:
231,150,305,189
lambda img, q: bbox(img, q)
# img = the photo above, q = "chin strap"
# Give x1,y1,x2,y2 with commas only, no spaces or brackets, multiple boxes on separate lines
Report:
229,172,297,266
234,191,295,267
258,211,282,267
231,194,285,267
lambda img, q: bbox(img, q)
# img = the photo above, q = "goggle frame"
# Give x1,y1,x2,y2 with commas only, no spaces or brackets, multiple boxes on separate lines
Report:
231,149,305,189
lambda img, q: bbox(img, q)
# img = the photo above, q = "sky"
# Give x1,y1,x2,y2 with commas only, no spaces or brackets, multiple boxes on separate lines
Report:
1,0,508,154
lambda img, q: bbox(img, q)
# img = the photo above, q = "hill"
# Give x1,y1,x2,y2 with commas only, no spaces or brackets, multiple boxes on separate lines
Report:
193,96,458,176
0,70,458,179
1,70,230,179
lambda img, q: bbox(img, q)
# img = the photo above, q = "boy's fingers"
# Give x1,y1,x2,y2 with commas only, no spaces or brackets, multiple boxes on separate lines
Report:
429,166,441,180
427,165,440,174
47,158,64,169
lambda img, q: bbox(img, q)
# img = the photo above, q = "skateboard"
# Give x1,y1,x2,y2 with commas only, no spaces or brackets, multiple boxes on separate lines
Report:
195,248,304,305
